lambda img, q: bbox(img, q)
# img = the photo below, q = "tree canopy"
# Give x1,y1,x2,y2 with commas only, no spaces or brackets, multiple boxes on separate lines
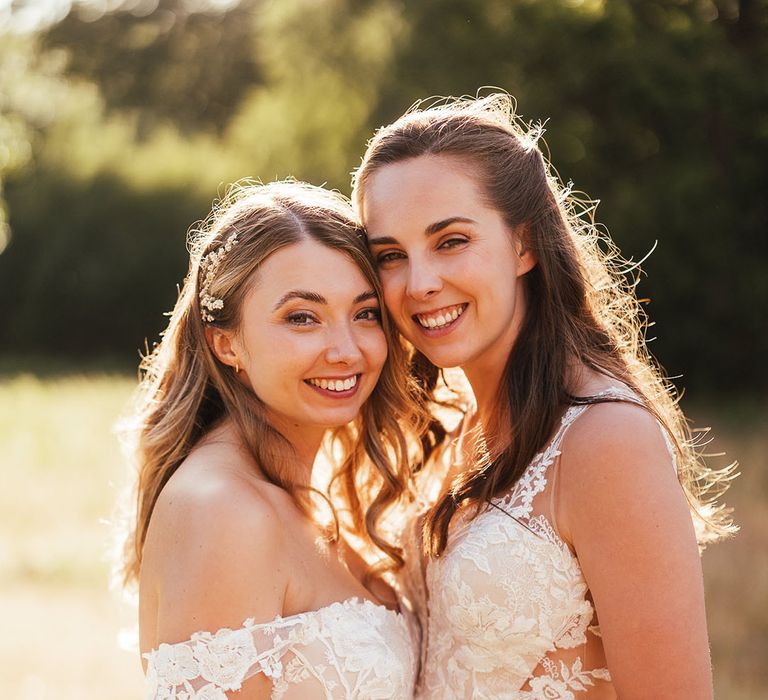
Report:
0,0,765,396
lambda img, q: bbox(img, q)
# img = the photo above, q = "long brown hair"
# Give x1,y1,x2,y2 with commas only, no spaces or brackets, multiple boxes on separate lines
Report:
353,94,736,556
122,180,425,585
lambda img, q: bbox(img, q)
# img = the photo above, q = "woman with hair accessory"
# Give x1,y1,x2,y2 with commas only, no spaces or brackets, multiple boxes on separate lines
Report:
123,180,425,698
353,94,736,699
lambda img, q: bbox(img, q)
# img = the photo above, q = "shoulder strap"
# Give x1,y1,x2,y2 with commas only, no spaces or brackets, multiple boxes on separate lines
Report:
502,387,642,509
493,405,589,518
548,385,645,455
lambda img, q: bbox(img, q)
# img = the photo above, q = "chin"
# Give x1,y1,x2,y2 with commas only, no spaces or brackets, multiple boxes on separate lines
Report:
416,346,470,370
319,407,363,427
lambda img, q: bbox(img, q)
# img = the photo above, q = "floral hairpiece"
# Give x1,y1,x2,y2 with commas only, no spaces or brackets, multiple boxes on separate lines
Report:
198,232,239,323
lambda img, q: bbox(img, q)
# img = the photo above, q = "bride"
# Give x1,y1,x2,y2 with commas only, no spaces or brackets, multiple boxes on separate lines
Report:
122,181,425,698
354,94,735,698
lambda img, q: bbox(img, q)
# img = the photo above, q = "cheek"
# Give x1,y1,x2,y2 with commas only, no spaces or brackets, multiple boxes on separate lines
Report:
380,271,406,312
477,255,519,300
245,329,317,381
362,327,388,374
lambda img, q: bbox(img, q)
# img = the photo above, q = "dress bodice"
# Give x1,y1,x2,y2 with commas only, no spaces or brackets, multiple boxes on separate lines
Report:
413,390,646,699
144,597,416,699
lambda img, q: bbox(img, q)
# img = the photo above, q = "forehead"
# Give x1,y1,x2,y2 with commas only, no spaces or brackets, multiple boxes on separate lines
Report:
362,155,486,232
252,238,370,295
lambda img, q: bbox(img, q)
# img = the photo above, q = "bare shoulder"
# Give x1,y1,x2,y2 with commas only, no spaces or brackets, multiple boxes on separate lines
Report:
141,441,289,647
148,442,285,556
562,398,671,471
556,399,687,544
555,393,711,696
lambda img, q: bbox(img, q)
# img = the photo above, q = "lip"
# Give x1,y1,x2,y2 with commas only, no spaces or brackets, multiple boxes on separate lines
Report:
411,303,468,338
304,373,362,399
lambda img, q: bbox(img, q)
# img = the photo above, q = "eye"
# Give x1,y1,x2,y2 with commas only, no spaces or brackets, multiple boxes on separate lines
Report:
355,306,382,323
376,250,406,266
286,311,318,326
439,236,468,250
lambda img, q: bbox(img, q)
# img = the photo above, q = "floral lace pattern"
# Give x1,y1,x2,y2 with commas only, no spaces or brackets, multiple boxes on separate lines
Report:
144,598,416,699
414,389,640,699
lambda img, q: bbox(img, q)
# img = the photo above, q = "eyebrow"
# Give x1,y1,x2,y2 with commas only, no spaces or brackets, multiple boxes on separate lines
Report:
426,216,477,234
272,288,377,311
367,216,477,245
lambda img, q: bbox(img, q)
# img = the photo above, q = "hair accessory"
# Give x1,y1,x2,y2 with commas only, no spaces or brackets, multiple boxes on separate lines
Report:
198,232,239,322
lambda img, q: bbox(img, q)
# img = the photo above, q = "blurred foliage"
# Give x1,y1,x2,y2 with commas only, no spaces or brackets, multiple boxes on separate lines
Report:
2,170,200,357
42,0,263,136
0,0,765,396
370,0,768,396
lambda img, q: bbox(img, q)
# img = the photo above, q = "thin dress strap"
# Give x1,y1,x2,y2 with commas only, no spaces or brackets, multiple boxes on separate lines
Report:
493,386,646,520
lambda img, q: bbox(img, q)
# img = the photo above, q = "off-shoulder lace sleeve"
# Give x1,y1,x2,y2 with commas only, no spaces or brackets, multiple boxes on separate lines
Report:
144,599,416,700
144,618,289,699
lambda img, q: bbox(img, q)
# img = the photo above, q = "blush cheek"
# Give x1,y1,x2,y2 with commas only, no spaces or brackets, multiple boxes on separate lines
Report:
381,274,404,317
367,333,388,379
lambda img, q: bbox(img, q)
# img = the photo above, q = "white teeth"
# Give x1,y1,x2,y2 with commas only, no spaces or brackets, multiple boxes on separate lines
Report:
308,375,358,392
417,304,465,329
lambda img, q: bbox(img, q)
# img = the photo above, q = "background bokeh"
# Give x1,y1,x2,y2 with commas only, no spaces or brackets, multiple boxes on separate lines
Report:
0,0,765,697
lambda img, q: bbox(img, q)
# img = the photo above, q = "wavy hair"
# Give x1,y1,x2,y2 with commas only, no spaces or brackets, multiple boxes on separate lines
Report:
353,94,736,556
122,180,426,586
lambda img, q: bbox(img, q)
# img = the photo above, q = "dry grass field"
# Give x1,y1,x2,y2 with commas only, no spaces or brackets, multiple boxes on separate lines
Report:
0,374,765,699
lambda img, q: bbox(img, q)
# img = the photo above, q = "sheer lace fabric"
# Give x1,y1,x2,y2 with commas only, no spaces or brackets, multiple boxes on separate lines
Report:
144,597,416,699
411,388,649,699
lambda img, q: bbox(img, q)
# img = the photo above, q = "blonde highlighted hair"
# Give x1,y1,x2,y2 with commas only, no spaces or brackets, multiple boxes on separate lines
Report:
122,180,425,585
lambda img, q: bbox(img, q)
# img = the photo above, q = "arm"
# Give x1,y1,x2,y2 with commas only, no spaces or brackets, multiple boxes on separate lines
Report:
140,468,287,698
558,402,712,699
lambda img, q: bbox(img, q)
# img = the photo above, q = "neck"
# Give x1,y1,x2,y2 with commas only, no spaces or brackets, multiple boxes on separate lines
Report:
463,365,504,428
266,414,326,487
289,435,326,487
462,280,528,424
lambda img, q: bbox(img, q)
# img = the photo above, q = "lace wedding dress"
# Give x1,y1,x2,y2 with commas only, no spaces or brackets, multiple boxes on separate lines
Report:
144,596,417,699
408,388,648,699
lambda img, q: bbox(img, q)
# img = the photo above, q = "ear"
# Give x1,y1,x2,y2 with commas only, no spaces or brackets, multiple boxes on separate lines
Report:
205,325,241,371
514,224,537,277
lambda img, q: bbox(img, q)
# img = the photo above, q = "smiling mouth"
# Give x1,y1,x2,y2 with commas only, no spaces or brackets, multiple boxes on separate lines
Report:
413,303,467,330
305,374,360,394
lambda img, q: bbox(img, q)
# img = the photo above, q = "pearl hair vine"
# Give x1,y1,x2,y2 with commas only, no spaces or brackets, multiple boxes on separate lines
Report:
198,231,239,323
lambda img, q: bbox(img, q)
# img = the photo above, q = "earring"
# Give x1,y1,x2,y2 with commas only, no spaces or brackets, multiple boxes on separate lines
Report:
235,362,241,373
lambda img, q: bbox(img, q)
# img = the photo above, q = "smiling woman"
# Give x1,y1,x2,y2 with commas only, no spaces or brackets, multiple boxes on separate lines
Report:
364,157,535,380
121,180,426,699
353,94,736,699
206,238,386,437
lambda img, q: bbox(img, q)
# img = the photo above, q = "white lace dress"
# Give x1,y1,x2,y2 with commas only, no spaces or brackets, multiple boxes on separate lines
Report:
410,390,648,699
143,597,417,699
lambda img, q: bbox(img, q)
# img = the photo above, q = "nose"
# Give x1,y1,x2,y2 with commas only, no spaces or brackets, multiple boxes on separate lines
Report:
406,257,442,301
325,323,364,365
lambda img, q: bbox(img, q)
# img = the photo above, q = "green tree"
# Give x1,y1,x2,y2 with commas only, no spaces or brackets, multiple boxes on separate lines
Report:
368,0,768,395
41,0,263,136
0,0,765,395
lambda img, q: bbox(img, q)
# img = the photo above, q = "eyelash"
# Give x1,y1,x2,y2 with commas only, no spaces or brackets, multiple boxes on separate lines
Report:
356,307,381,322
286,311,318,326
440,236,467,249
376,236,468,264
285,307,381,326
377,251,405,264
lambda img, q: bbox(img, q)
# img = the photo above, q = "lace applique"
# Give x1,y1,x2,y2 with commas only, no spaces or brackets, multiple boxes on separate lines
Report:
520,657,611,699
144,598,416,699
415,394,636,698
494,404,588,520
